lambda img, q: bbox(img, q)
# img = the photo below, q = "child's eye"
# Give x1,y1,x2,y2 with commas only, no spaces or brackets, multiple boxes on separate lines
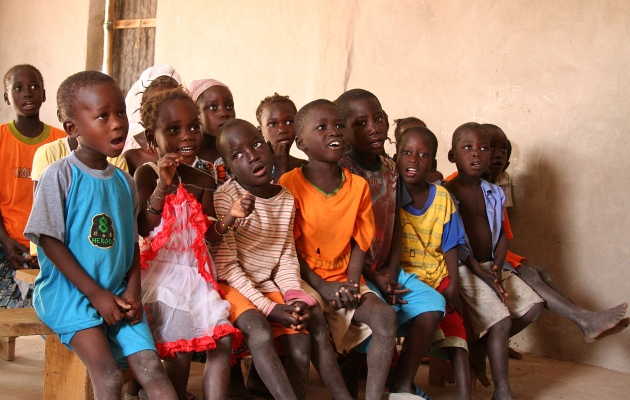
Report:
286,120,294,125
226,103,234,110
13,85,22,91
30,84,39,90
253,142,262,149
233,152,243,159
267,122,276,127
191,124,201,132
375,117,383,122
336,123,345,129
167,126,179,133
97,113,108,120
463,145,472,150
481,146,489,151
118,110,127,117
401,150,410,155
206,105,217,111
419,153,428,158
317,124,326,130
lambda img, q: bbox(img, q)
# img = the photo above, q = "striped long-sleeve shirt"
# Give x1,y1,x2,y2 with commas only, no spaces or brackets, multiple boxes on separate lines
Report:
213,179,312,315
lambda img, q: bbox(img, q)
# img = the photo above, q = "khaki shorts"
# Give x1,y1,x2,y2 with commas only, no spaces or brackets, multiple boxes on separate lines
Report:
301,280,375,353
459,261,543,338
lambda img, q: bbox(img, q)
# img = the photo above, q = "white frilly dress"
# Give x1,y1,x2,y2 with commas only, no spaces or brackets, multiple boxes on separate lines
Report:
140,185,240,358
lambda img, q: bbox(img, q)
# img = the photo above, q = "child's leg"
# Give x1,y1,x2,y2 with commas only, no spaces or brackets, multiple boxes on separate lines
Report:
510,302,544,336
352,293,397,400
308,306,354,400
163,352,193,400
69,327,127,400
448,347,471,400
389,311,442,394
484,317,513,400
277,333,311,400
127,350,178,400
203,335,232,400
235,309,298,400
518,262,629,342
522,261,574,302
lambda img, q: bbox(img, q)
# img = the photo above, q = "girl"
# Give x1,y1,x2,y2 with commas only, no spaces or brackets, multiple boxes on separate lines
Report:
134,88,247,400
188,79,235,184
255,93,307,183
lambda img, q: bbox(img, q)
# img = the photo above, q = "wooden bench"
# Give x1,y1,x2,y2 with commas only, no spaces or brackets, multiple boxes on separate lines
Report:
1,269,39,361
0,307,94,399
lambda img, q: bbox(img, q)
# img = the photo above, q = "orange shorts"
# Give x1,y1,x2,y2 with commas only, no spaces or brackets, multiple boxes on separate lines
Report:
219,282,307,339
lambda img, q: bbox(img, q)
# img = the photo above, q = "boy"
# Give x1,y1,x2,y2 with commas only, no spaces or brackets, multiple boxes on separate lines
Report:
279,100,397,400
336,89,445,399
442,122,545,400
214,119,354,400
1,64,66,308
24,71,176,400
395,126,472,400
482,124,628,343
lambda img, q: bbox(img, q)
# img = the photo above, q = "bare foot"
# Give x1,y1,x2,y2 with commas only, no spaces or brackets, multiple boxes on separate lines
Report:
591,317,630,342
468,345,491,387
581,303,628,343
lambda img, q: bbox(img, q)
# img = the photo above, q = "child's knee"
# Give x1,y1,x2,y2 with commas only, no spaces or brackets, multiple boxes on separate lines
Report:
91,360,124,390
236,310,274,348
492,316,512,334
129,350,168,382
370,302,397,337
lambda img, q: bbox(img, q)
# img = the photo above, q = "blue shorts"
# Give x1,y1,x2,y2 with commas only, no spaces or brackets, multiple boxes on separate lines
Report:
59,313,157,369
354,269,445,353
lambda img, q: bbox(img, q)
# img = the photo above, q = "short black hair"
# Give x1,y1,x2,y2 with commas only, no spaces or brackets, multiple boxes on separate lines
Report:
394,117,426,139
481,123,512,159
334,88,381,120
451,122,489,147
3,64,44,92
140,87,196,132
216,118,259,161
255,93,297,124
57,71,117,120
294,99,338,136
397,126,438,158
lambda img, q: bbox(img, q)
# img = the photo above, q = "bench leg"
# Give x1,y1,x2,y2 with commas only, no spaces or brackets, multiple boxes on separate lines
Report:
428,357,454,387
0,336,16,361
43,334,94,400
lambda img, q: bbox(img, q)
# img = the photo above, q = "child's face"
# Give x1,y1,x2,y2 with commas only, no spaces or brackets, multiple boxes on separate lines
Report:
397,133,437,186
67,83,128,159
223,124,274,191
150,98,202,165
448,128,490,179
296,105,346,163
3,68,45,117
346,97,387,156
197,85,235,136
259,102,296,148
485,126,509,182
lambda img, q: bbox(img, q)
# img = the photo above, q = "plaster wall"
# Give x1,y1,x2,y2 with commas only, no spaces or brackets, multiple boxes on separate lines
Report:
0,0,91,129
155,0,630,373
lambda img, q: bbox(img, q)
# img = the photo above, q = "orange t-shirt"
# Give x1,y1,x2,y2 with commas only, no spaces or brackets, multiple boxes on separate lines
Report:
443,170,525,268
0,121,66,247
279,168,375,282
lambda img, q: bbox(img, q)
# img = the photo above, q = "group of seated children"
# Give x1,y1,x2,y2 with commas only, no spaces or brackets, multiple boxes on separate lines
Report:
2,63,628,400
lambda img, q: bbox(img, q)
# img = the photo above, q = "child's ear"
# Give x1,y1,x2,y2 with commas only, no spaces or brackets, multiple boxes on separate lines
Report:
144,129,157,150
64,119,77,136
447,149,455,163
3,92,9,105
257,125,262,132
295,135,306,152
431,159,437,172
56,110,63,122
42,89,46,103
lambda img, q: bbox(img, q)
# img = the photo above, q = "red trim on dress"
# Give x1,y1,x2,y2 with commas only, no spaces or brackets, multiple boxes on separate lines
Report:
156,323,243,359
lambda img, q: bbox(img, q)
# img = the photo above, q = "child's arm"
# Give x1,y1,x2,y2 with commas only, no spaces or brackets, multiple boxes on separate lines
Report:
120,244,144,324
462,254,508,303
0,217,33,269
39,234,131,325
443,248,463,314
363,214,409,305
492,227,508,281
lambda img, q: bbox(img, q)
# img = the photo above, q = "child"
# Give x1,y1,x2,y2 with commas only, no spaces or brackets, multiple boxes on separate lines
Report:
393,117,444,182
481,124,628,343
336,89,445,399
23,71,177,399
214,119,354,400
124,73,182,176
134,88,242,400
442,122,545,400
188,79,235,184
255,93,307,183
396,126,471,400
279,99,397,400
1,64,66,308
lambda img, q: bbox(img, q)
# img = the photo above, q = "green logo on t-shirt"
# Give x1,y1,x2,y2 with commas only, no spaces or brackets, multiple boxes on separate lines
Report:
89,213,115,248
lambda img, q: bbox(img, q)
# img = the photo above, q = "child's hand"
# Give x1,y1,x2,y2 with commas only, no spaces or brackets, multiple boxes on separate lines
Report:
290,301,310,330
320,281,360,310
156,153,181,187
442,283,463,315
89,289,131,326
481,266,508,304
268,304,300,329
372,272,409,305
0,237,32,270
229,191,255,219
120,288,144,325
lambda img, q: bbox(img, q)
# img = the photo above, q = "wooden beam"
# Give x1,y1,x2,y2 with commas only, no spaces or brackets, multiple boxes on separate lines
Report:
113,18,157,29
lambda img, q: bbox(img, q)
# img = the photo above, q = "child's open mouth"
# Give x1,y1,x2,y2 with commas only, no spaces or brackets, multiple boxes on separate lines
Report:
328,140,342,148
111,137,125,150
178,146,195,155
22,101,35,110
405,167,418,176
370,139,384,148
253,164,266,177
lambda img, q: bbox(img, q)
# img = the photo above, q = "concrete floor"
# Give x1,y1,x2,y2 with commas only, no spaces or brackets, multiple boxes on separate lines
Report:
2,335,630,399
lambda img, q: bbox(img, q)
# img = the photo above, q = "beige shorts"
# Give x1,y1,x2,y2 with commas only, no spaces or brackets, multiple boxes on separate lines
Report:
459,261,543,338
301,280,375,353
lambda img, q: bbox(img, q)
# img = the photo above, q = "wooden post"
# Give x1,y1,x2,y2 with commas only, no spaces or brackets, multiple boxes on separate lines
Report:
102,0,117,74
43,334,94,400
0,336,16,361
